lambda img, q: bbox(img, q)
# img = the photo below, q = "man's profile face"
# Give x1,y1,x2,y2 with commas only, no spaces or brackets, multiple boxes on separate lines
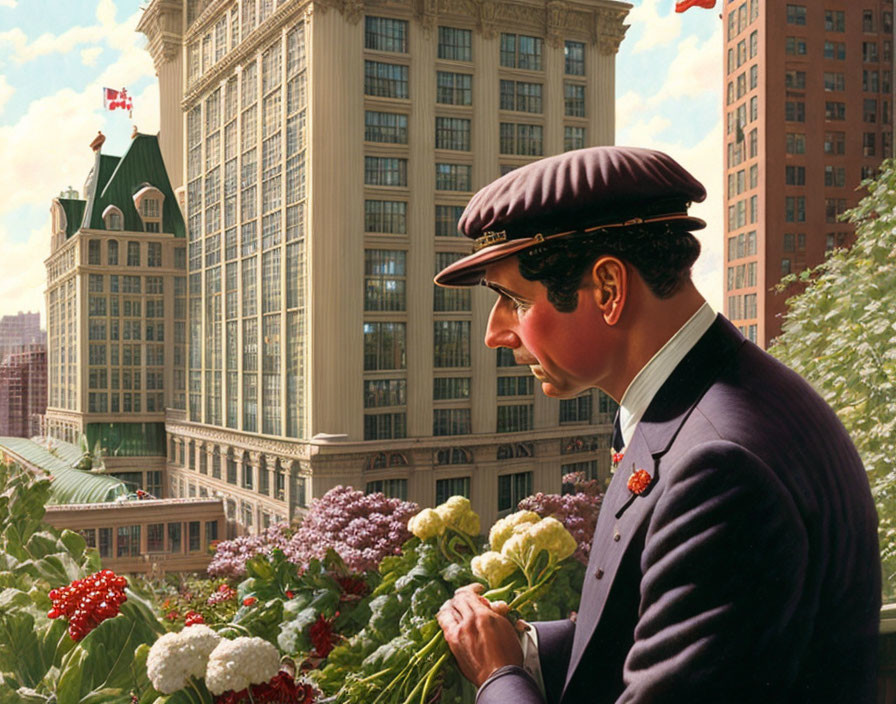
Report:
482,256,613,398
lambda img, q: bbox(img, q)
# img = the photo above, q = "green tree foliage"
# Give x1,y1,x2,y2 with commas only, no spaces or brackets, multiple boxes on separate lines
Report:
770,160,896,594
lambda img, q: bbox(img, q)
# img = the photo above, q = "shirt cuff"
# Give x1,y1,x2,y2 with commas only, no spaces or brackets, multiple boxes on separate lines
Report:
520,620,546,697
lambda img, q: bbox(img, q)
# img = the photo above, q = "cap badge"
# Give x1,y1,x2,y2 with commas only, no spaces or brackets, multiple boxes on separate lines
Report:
473,230,508,251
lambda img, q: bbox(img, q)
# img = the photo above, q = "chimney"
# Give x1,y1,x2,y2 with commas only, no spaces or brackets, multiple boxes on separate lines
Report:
90,131,106,153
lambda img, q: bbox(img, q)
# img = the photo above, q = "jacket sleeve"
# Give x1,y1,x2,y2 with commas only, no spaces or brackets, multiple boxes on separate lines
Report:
617,441,810,703
476,620,575,704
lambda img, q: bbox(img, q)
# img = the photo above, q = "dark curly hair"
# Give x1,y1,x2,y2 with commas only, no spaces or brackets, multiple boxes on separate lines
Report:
516,225,701,312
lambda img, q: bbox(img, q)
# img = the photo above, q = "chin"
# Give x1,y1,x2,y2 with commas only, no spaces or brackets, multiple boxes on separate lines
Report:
539,380,585,399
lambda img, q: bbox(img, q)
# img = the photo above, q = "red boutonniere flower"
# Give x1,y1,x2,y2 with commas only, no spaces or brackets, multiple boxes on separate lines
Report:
627,468,652,495
612,451,625,467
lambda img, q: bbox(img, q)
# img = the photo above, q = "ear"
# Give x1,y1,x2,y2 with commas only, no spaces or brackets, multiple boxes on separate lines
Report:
589,257,627,326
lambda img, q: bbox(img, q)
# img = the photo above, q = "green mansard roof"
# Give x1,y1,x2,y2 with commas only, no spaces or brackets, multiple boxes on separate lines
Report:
57,198,86,238
79,133,185,238
0,437,128,505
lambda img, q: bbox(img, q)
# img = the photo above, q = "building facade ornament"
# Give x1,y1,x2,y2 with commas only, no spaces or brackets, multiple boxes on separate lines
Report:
136,0,184,69
593,7,629,55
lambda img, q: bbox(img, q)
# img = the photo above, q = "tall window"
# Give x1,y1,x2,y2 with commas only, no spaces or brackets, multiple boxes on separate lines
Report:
438,27,472,61
365,111,408,143
127,241,140,266
364,413,407,440
435,205,464,237
365,250,406,311
436,72,472,105
364,17,408,53
365,157,407,186
433,321,471,367
433,408,472,436
560,394,592,423
500,33,543,70
500,80,542,113
786,4,806,25
564,40,585,75
499,123,543,156
435,117,471,151
435,163,472,191
564,126,586,152
88,240,101,265
564,83,585,117
498,471,532,511
497,404,533,433
364,379,407,407
365,200,407,233
364,322,406,370
364,61,409,98
825,10,845,32
436,477,471,504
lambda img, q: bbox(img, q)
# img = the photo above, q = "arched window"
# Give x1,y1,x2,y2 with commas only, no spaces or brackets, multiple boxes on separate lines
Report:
132,185,164,233
107,239,119,265
102,205,124,231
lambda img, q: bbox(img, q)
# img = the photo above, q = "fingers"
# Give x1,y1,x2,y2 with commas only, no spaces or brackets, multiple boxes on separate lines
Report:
490,600,509,616
455,583,485,595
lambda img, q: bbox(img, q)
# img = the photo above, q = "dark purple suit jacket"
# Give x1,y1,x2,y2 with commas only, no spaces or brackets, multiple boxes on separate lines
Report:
478,316,880,703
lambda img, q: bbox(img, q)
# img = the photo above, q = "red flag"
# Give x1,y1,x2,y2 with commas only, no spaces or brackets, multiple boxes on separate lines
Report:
103,87,133,114
675,0,716,12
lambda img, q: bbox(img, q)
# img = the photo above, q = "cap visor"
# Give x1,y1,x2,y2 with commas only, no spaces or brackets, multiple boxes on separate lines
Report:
433,215,706,287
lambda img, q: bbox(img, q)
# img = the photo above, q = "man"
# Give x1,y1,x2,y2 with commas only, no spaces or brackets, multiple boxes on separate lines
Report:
434,147,880,703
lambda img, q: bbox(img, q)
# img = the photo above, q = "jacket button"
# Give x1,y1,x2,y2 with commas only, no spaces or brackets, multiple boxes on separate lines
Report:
595,568,604,579
613,531,621,542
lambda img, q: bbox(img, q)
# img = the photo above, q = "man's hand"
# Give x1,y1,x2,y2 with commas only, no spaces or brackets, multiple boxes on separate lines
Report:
437,584,524,687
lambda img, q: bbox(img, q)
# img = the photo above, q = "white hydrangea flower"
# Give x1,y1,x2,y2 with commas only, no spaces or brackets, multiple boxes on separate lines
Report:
435,496,481,536
471,550,518,589
407,508,446,540
205,636,281,695
488,510,540,552
146,625,221,694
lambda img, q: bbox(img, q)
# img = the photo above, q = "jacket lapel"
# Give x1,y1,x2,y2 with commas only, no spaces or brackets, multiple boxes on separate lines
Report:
562,316,746,700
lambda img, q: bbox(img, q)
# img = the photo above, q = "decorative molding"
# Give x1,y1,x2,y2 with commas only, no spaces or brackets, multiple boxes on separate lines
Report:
545,0,568,48
166,421,313,460
136,0,184,69
593,6,629,55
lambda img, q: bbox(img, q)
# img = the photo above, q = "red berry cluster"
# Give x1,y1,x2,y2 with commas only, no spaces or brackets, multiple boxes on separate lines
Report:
214,671,316,704
47,569,128,641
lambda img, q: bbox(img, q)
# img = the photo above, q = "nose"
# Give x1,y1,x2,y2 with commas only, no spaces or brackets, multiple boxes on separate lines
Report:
484,299,519,349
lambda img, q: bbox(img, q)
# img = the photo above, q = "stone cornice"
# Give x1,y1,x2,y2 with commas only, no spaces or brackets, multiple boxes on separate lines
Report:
180,0,628,106
166,420,314,460
137,0,184,69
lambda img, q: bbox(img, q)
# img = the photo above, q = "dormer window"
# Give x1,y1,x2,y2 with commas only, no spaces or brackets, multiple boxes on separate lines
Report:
132,185,165,233
102,205,124,231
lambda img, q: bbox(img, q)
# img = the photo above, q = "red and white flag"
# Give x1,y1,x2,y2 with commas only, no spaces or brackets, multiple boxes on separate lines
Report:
103,87,133,114
675,0,716,12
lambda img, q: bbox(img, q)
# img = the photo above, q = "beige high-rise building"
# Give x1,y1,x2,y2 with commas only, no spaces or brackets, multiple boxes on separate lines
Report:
44,132,187,496
138,0,630,534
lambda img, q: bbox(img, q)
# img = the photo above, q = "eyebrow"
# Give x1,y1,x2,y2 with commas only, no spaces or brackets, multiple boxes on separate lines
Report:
481,280,529,301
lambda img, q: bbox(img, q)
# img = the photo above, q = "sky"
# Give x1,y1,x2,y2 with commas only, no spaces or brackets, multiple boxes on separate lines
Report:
0,0,723,324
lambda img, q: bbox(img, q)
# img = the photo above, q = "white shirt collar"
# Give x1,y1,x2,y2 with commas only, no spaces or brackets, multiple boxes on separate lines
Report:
617,302,716,449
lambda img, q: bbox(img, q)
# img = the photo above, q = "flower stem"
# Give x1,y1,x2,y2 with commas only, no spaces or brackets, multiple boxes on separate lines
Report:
418,652,449,704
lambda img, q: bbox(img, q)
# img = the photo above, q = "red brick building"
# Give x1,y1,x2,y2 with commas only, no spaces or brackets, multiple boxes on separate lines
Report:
0,344,48,438
723,0,895,347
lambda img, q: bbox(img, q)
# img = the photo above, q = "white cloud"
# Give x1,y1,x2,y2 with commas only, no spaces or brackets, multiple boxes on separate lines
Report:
0,218,49,323
646,28,723,107
80,47,103,66
628,0,684,54
0,75,12,114
617,119,725,311
0,0,17,8
0,7,155,221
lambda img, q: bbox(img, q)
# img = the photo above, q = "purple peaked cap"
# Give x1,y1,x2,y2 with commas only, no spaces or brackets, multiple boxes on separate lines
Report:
434,146,707,287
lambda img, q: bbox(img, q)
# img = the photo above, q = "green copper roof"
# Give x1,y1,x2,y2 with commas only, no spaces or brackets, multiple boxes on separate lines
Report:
81,134,185,238
58,198,86,238
0,437,128,505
